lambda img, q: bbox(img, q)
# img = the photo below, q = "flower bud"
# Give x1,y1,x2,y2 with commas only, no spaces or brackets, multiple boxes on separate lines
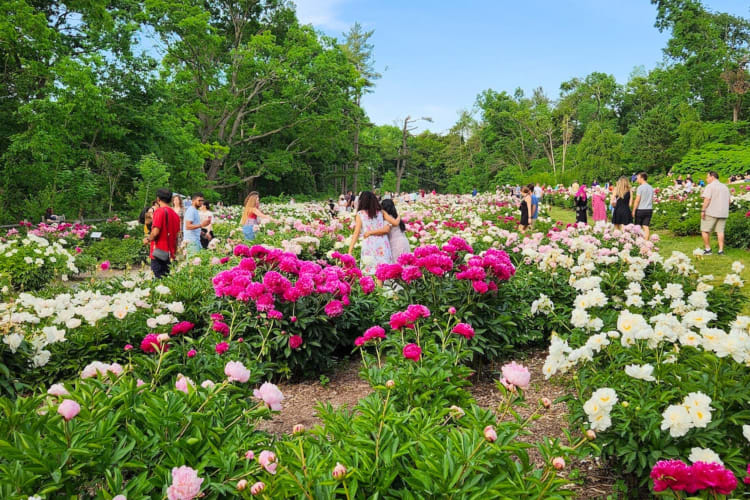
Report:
483,425,497,443
332,462,347,480
448,306,457,315
585,429,596,440
124,344,133,351
293,424,305,434
385,380,395,388
250,481,265,495
449,405,465,418
244,450,255,460
621,401,629,408
157,333,170,343
237,479,248,491
541,397,551,408
552,457,565,470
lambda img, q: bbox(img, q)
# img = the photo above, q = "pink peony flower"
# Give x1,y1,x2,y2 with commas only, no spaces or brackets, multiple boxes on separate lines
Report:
254,382,284,410
58,399,80,421
48,383,69,396
124,344,133,351
452,323,475,340
258,450,277,475
691,461,738,495
448,306,456,315
250,481,265,495
552,457,566,470
175,374,195,394
187,349,197,358
140,333,165,354
212,321,230,336
402,343,422,361
324,299,344,317
167,465,204,500
332,462,347,480
245,450,255,460
359,276,375,294
215,342,229,355
501,361,530,389
210,313,224,321
484,425,497,442
100,261,110,271
289,335,303,349
745,464,750,485
75,246,82,253
225,360,251,383
651,459,692,492
363,325,386,342
172,321,195,335
290,315,297,323
113,496,126,500
136,379,146,387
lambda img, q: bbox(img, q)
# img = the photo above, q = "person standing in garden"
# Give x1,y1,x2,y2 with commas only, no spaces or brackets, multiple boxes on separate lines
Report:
240,191,272,241
700,171,730,255
574,185,588,224
144,188,180,279
592,186,608,225
528,183,539,227
611,177,633,230
183,193,210,254
347,191,393,283
632,172,654,241
519,186,532,232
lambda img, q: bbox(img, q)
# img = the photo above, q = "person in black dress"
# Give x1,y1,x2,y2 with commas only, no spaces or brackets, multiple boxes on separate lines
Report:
574,185,588,224
611,177,633,230
519,186,532,232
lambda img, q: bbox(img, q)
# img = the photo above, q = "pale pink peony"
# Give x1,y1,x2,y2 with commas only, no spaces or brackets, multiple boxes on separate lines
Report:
245,450,255,460
258,450,277,474
47,383,69,396
254,382,284,411
201,380,215,389
113,496,127,500
250,481,265,495
58,399,80,421
109,363,124,376
175,374,195,394
483,425,497,442
136,379,146,387
224,361,251,383
501,361,530,389
552,457,566,470
157,333,171,343
167,465,203,500
237,479,248,491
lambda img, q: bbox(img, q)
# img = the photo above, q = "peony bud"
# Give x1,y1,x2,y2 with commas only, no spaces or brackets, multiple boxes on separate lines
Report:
449,405,465,418
237,479,248,491
245,450,255,460
124,344,133,351
541,397,551,408
448,306,457,315
187,349,197,358
250,481,265,495
621,401,629,408
157,333,170,343
552,457,565,470
58,399,81,421
483,425,497,443
332,462,347,480
385,379,395,388
586,429,596,440
293,424,305,434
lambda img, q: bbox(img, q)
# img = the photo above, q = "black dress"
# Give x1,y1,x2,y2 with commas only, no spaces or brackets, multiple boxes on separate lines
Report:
612,192,632,225
520,197,529,226
574,196,588,224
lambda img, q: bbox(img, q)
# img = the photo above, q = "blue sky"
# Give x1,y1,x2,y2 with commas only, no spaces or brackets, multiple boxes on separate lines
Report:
294,0,750,133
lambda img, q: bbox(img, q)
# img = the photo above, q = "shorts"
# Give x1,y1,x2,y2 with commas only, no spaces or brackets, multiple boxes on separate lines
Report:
242,224,255,240
701,215,727,234
634,209,653,226
185,240,202,254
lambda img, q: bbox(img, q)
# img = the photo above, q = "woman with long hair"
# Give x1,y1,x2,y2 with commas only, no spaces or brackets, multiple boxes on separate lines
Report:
240,191,272,241
172,195,185,249
611,177,633,229
574,184,588,224
519,186,532,232
347,191,396,279
375,199,410,262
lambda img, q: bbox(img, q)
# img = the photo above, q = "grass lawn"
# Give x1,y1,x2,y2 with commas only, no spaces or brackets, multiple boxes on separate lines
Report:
545,205,750,314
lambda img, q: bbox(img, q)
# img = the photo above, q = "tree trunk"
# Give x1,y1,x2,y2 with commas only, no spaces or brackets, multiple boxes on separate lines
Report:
352,95,361,193
396,116,410,194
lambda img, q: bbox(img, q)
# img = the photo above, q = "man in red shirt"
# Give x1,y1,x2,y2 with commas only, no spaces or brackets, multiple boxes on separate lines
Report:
143,188,180,278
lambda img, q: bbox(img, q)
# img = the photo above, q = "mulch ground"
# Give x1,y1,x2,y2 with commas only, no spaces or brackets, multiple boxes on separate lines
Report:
257,349,618,499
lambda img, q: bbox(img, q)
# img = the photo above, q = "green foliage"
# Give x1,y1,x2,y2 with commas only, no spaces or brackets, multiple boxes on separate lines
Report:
84,237,148,270
672,142,750,178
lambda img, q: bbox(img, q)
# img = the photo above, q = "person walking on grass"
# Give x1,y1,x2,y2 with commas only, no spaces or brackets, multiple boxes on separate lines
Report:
632,172,654,241
347,191,398,284
143,188,180,279
183,193,210,254
700,171,730,255
611,177,632,230
574,185,588,224
528,183,539,227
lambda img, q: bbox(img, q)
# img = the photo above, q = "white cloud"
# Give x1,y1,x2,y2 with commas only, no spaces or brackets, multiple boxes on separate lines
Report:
293,0,350,31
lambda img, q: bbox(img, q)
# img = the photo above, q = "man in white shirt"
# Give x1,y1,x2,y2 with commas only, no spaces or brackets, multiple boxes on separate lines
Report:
700,171,730,255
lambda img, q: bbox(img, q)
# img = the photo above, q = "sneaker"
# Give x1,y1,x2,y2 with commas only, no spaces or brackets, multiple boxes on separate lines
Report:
703,249,712,255
717,250,724,255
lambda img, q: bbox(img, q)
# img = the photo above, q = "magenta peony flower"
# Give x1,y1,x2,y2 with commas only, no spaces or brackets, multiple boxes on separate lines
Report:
212,321,230,336
124,344,133,351
254,382,284,411
225,360,251,383
58,399,80,421
290,315,297,323
100,261,110,271
167,465,204,500
406,304,430,321
452,323,475,340
651,459,692,493
359,276,375,294
354,336,365,346
268,309,283,320
75,246,82,253
258,450,277,475
172,321,195,335
403,343,422,361
472,280,489,294
140,333,162,354
501,361,530,389
215,342,229,355
389,311,415,331
363,326,386,342
691,461,738,495
289,335,303,349
187,349,197,358
210,313,224,321
324,299,344,317
448,306,456,315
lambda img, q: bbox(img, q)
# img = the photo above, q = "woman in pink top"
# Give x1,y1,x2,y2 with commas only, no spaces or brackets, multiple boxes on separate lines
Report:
592,187,608,224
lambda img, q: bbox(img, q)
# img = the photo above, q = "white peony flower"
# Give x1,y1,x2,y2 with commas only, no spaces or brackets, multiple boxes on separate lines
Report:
661,404,692,437
624,364,656,382
688,447,722,465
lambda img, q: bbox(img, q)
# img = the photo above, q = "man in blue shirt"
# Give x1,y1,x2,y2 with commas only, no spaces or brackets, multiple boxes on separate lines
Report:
183,192,210,254
527,183,539,227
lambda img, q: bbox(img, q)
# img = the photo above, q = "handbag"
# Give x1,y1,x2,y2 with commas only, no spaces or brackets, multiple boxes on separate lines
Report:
151,208,173,262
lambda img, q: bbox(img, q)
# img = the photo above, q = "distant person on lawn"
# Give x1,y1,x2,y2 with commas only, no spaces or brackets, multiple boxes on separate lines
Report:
527,183,539,227
183,193,210,254
632,172,654,241
700,171,730,255
144,188,180,279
